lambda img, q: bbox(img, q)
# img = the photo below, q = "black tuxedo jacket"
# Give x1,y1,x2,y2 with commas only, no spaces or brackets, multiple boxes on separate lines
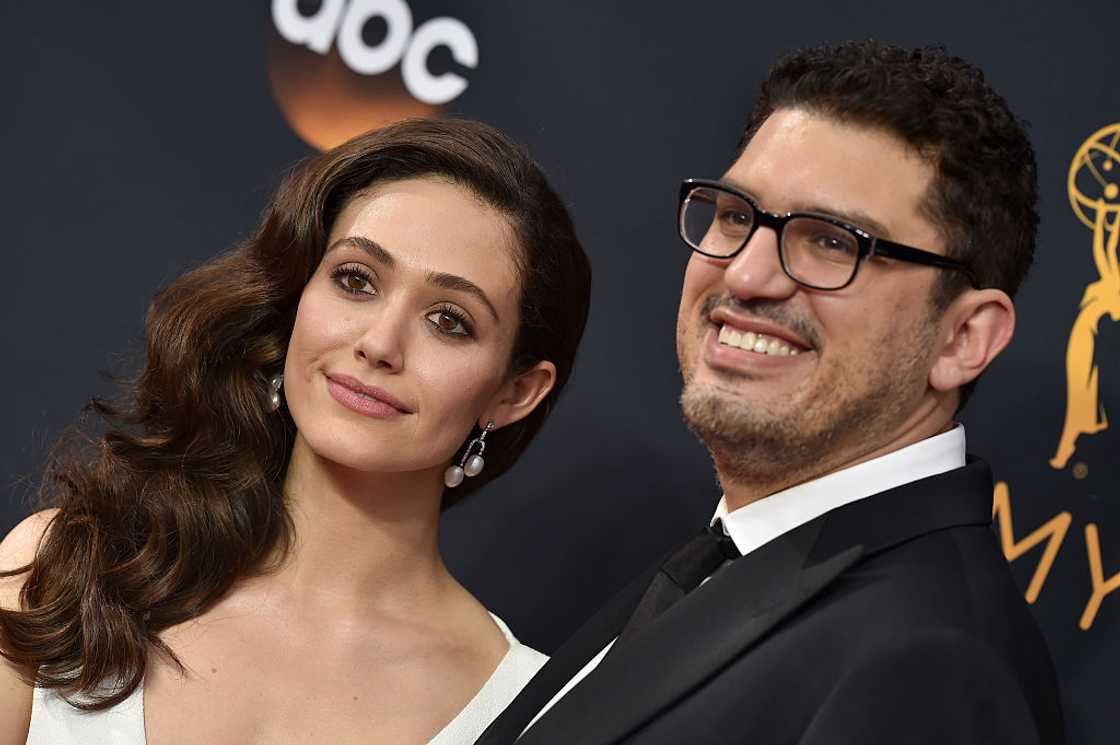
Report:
478,459,1065,745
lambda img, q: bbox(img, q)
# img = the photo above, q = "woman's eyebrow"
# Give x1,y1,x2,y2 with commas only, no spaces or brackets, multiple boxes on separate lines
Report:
327,235,499,323
427,271,500,323
327,235,395,267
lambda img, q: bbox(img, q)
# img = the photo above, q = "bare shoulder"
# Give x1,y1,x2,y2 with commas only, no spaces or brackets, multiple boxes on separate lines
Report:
0,510,57,745
0,508,60,608
0,509,60,567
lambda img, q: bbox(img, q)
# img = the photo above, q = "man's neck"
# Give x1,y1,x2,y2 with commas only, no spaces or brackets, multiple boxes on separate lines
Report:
717,410,956,513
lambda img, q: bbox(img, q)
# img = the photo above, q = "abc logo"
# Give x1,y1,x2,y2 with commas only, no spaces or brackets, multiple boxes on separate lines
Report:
268,0,478,150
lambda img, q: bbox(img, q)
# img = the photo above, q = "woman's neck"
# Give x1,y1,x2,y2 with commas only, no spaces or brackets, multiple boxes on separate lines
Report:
274,434,452,614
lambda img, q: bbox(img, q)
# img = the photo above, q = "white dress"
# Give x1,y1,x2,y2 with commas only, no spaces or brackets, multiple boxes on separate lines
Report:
26,613,545,745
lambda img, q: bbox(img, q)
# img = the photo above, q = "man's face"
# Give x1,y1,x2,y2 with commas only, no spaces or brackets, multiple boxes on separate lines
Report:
676,107,948,484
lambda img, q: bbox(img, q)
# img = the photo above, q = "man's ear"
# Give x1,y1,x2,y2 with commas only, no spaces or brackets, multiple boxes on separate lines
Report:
484,360,557,430
929,288,1016,392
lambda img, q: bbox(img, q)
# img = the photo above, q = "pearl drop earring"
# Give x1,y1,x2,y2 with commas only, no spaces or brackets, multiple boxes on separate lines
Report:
267,373,284,412
444,420,495,488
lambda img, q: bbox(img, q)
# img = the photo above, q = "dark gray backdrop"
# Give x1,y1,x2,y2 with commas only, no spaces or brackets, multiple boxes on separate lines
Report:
2,3,1116,742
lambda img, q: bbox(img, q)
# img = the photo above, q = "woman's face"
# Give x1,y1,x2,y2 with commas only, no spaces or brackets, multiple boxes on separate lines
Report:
284,176,528,476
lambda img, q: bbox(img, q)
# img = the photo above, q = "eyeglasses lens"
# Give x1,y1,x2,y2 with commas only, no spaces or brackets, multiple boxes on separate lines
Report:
781,217,860,289
680,187,752,258
680,186,860,290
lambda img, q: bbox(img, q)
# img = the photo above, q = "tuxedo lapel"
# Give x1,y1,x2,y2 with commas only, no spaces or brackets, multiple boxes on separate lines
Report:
474,560,662,745
513,460,994,745
809,458,993,561
516,518,864,745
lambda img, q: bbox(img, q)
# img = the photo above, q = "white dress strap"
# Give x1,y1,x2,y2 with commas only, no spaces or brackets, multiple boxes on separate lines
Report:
27,682,146,745
25,611,544,745
426,612,548,745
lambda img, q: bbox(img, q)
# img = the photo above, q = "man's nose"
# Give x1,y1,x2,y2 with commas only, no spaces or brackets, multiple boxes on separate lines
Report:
722,227,800,301
353,302,408,372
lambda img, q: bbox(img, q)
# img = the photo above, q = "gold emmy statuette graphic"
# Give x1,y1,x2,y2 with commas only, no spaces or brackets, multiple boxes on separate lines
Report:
1051,124,1120,470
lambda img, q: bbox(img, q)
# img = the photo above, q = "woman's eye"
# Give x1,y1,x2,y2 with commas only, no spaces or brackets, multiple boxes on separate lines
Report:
334,268,376,295
427,310,470,337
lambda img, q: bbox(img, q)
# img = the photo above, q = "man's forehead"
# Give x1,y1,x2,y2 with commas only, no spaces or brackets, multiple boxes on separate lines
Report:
721,108,938,242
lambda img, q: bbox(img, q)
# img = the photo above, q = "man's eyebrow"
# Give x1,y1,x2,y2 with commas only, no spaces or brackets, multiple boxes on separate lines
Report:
718,178,893,238
427,271,500,323
719,177,763,205
326,236,396,268
797,202,892,238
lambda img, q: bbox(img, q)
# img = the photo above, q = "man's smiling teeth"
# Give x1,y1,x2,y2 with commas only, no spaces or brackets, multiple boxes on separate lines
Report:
717,324,801,356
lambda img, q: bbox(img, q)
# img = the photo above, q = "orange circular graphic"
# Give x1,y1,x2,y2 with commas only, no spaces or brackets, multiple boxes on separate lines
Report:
267,27,439,151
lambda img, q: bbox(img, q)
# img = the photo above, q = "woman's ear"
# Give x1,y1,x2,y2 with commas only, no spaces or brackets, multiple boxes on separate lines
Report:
929,288,1016,392
485,360,557,429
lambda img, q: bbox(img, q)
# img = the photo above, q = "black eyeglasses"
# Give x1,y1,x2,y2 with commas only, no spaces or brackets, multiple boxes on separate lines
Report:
678,179,978,291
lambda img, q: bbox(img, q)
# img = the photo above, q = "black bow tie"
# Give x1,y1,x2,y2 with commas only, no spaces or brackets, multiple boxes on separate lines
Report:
615,521,740,643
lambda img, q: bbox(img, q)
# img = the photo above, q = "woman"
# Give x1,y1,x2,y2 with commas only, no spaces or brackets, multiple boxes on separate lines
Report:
0,118,591,744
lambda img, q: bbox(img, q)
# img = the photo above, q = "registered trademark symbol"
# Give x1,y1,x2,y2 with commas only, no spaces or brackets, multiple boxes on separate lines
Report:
1072,462,1088,479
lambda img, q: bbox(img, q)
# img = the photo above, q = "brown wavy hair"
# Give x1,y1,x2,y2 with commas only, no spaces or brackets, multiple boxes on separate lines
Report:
0,118,591,709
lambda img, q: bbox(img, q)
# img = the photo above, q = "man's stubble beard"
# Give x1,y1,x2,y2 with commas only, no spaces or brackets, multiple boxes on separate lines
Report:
678,313,939,491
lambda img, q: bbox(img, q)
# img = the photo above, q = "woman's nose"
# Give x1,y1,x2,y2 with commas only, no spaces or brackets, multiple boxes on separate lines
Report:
353,303,408,372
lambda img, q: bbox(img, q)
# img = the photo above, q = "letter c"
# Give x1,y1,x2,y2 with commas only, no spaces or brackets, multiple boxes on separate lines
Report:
401,17,478,105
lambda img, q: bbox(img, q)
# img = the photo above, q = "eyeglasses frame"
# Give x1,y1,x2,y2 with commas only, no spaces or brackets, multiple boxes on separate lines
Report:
678,178,979,291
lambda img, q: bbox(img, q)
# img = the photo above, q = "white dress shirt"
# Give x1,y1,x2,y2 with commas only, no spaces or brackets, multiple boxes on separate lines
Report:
523,425,967,735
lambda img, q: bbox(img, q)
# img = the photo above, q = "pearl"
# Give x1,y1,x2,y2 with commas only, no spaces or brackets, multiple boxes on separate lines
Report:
444,465,464,488
267,374,284,412
464,454,485,477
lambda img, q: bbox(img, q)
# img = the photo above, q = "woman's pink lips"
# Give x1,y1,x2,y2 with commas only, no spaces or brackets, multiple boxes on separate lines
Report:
325,375,411,419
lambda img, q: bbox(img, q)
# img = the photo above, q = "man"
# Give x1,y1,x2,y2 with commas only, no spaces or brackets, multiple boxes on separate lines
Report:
478,40,1064,744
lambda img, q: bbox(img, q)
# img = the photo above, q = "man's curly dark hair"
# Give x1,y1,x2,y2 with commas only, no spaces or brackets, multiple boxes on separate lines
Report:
738,40,1038,407
740,40,1037,308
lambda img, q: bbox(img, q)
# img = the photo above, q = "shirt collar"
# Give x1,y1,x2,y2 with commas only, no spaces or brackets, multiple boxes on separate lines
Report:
711,424,967,556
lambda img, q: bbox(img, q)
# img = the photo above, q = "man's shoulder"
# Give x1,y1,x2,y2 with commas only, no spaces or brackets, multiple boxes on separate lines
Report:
831,520,1035,635
802,520,1059,702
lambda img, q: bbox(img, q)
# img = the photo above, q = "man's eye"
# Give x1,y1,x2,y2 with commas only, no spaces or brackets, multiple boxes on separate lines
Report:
717,208,752,228
809,232,857,255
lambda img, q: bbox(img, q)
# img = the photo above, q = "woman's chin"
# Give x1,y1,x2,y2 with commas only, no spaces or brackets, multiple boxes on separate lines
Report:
294,437,440,481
